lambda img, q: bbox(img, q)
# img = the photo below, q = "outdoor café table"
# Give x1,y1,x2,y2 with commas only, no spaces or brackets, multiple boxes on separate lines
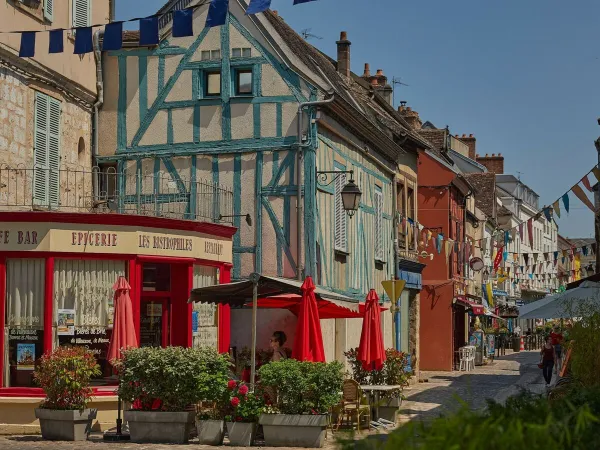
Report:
360,385,402,428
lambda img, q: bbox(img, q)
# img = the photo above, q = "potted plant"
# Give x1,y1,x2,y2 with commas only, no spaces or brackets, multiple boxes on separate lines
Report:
224,380,264,447
258,359,343,448
117,347,209,444
34,346,100,441
195,349,231,445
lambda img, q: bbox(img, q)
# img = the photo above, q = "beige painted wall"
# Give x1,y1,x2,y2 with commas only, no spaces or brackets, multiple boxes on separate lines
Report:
0,0,109,94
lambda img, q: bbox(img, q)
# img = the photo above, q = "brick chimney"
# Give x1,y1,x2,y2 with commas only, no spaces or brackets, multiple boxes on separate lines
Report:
336,31,351,78
361,66,393,105
397,102,422,130
458,134,476,160
476,153,504,174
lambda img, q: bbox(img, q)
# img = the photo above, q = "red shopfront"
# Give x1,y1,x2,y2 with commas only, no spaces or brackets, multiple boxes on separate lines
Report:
0,212,235,393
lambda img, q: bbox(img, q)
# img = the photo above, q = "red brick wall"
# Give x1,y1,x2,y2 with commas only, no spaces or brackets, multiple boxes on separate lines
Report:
476,154,504,174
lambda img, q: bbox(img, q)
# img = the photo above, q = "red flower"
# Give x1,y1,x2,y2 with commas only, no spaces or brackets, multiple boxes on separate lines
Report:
228,380,237,390
238,384,249,395
235,416,243,422
231,397,240,407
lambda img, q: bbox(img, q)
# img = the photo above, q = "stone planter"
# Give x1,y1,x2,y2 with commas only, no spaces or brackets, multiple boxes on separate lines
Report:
196,419,225,445
259,414,329,448
35,408,97,441
124,410,194,444
226,421,256,447
366,394,402,423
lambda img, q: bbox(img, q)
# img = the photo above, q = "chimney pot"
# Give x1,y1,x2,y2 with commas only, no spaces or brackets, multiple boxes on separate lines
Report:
485,154,489,157
469,134,473,138
499,153,502,156
272,10,278,15
376,69,384,76
336,32,351,78
406,107,412,111
363,63,370,77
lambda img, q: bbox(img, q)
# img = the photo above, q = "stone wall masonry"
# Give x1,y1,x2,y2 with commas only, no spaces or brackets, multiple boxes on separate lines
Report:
0,66,93,211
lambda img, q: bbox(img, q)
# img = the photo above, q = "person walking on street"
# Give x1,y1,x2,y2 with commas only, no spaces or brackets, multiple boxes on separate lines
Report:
540,335,556,388
550,326,564,374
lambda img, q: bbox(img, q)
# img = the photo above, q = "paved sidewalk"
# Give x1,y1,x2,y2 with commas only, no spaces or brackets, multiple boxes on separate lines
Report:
398,350,550,423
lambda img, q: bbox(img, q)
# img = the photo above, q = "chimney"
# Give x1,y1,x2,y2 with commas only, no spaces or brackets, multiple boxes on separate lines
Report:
458,133,477,160
336,31,351,78
397,103,422,130
362,63,371,78
476,153,504,174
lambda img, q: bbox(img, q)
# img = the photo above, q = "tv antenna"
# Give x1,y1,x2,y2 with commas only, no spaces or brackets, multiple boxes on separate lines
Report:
516,171,524,181
301,28,322,41
391,76,409,108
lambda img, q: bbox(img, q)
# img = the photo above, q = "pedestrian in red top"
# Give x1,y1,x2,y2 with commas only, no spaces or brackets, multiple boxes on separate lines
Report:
550,326,564,373
540,335,555,388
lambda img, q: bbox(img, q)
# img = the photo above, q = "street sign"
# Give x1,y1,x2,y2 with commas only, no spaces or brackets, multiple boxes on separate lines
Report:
381,280,406,303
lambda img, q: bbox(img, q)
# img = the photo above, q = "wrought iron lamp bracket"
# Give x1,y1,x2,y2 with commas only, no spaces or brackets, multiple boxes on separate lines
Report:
316,170,354,187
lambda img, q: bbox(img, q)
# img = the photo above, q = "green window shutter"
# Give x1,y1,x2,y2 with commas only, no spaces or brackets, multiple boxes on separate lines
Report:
375,188,383,260
33,93,49,206
73,0,91,28
43,0,53,22
48,98,61,207
334,168,347,252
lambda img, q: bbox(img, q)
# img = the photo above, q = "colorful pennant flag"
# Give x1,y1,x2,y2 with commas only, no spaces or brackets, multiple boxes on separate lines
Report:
206,0,230,27
19,32,36,58
553,200,561,218
74,27,93,55
494,246,504,271
572,185,596,212
527,219,533,248
173,9,194,37
246,0,273,14
103,22,123,51
140,16,159,45
562,193,570,213
593,167,600,183
543,207,552,222
582,175,593,192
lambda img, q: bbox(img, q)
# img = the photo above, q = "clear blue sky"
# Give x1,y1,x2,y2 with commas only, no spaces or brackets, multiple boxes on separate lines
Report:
117,0,600,238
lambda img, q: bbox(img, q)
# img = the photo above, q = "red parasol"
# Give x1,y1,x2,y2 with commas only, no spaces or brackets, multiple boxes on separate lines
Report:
107,276,138,364
357,289,386,371
291,277,325,362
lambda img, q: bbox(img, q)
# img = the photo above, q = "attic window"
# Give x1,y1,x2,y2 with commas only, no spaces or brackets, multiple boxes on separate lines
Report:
232,47,251,58
201,50,221,60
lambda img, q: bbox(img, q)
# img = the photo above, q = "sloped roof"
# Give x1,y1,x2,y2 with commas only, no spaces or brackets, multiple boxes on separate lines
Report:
464,173,496,219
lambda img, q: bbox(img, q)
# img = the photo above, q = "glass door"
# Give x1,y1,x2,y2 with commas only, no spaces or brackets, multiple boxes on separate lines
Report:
140,295,170,348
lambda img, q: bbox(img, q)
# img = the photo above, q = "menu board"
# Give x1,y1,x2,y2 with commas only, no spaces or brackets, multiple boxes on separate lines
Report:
140,315,162,347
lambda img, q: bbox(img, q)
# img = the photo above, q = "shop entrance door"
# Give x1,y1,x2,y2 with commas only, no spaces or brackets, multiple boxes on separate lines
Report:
140,295,170,348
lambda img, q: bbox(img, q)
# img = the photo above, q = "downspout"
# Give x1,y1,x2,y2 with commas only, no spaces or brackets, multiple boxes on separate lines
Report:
392,174,400,350
92,29,104,201
296,95,335,281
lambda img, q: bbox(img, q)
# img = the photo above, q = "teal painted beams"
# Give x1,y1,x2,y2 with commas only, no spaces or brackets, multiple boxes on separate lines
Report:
233,155,242,279
220,20,232,141
262,186,303,196
212,156,219,221
231,96,296,104
158,56,165,92
109,46,186,57
272,152,282,276
262,197,296,277
229,15,307,102
253,65,261,139
161,158,186,193
131,27,211,148
303,142,317,277
184,56,266,70
254,152,263,273
119,137,298,157
138,56,148,121
161,96,295,110
234,246,256,254
188,155,197,219
167,109,174,144
117,56,127,150
276,103,283,137
253,104,261,139
153,158,160,216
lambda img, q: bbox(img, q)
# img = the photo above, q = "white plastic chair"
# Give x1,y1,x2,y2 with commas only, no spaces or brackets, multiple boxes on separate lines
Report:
467,346,476,371
459,347,470,371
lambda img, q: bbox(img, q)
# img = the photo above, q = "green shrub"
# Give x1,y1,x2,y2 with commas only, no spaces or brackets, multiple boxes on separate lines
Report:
224,380,265,423
117,346,227,412
346,388,600,450
258,359,343,415
34,346,101,410
569,311,600,388
344,348,410,398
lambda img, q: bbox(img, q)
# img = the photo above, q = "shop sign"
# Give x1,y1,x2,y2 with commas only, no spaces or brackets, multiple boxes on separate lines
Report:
493,289,508,297
146,303,163,317
0,223,233,263
194,327,218,349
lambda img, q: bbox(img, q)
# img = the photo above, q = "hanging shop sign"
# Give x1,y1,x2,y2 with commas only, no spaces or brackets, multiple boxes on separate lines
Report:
0,222,232,263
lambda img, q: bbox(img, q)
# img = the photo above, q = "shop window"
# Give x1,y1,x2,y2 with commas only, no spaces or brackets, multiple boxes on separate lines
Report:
6,259,45,387
205,71,221,96
192,266,218,349
234,69,253,96
54,259,126,381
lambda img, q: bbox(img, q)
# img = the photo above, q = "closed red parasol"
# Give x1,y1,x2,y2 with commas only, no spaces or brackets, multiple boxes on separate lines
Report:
291,277,325,362
357,289,386,371
107,276,138,364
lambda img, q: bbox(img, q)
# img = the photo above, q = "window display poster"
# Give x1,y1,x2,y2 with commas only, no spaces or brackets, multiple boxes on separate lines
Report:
17,344,35,371
108,306,114,329
192,311,199,336
57,309,76,335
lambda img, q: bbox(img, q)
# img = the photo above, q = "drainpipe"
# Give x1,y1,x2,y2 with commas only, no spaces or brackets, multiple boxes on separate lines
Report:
296,95,335,281
92,30,105,201
392,175,400,349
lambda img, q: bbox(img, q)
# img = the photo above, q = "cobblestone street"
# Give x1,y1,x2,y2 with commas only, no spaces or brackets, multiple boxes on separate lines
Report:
0,351,549,450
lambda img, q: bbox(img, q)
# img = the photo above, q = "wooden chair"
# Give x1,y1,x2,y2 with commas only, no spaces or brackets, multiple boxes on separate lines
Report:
335,379,371,432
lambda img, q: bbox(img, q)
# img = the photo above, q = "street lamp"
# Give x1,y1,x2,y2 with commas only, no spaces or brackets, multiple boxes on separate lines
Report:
316,169,362,217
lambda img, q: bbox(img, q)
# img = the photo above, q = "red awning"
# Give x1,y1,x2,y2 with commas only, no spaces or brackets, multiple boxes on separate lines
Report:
455,296,485,315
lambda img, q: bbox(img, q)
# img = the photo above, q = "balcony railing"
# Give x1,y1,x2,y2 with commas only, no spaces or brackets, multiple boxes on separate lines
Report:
0,165,234,224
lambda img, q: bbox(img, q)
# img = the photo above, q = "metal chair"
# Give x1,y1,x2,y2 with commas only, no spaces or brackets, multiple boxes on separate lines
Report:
335,379,371,432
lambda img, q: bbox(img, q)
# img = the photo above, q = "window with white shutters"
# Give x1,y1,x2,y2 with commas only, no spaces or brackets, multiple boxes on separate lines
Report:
43,0,54,22
33,92,61,208
375,187,383,261
72,0,91,28
334,167,347,252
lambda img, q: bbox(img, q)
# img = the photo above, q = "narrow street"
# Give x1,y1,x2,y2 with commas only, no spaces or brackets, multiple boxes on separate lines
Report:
0,351,548,450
